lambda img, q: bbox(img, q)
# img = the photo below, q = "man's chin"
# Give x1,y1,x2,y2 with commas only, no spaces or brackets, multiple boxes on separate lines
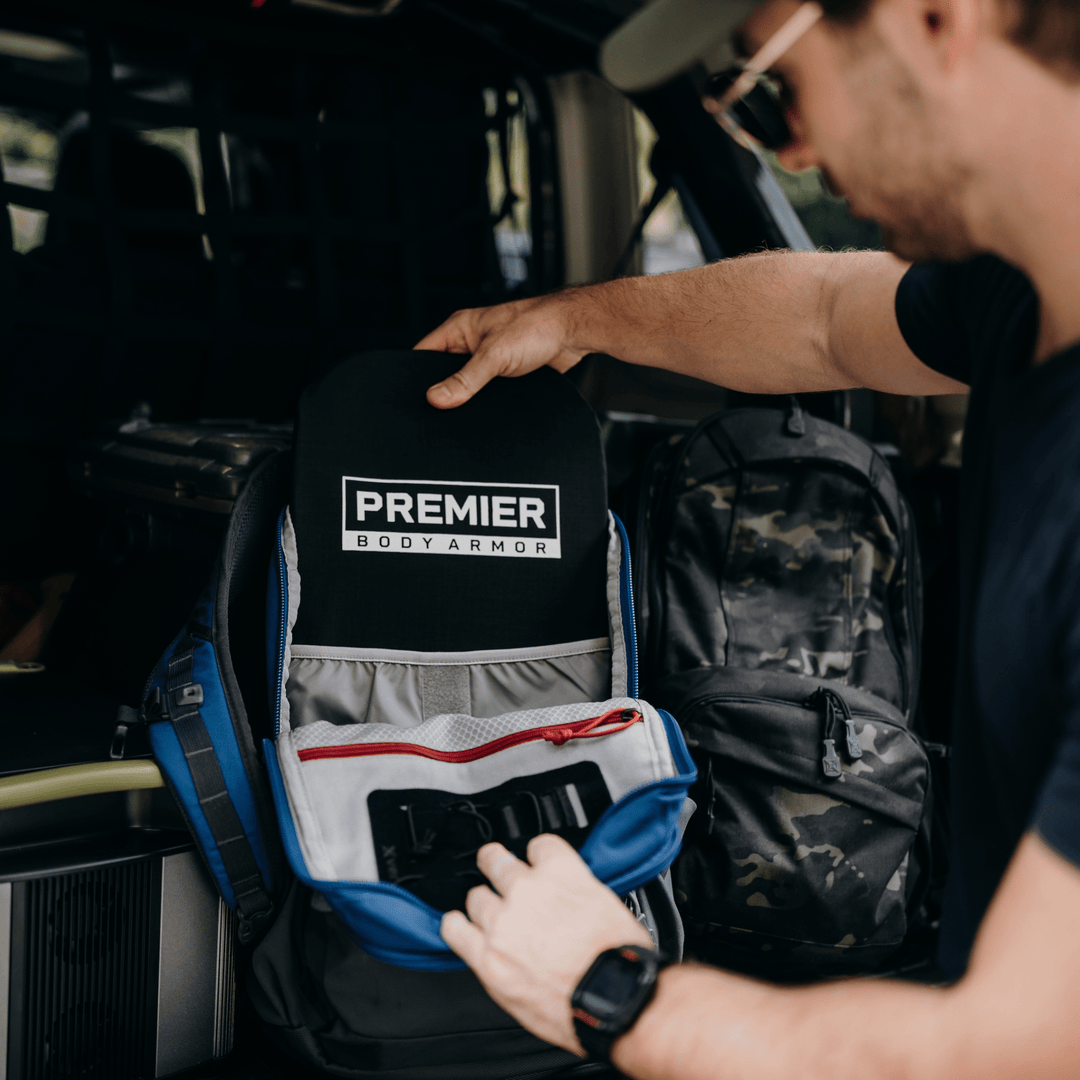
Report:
836,200,973,262
818,166,846,200
880,223,978,264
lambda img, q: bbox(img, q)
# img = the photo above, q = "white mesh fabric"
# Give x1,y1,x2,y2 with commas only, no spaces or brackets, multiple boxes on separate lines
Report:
288,698,640,753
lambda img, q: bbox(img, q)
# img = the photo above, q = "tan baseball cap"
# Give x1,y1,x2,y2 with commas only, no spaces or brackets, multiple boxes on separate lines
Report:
599,0,762,92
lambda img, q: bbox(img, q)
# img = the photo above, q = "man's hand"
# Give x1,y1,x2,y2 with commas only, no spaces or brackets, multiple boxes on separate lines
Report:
440,835,654,1053
415,295,587,409
416,252,964,410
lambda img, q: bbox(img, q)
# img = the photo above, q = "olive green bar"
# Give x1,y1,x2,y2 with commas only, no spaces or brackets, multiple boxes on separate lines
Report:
0,760,165,811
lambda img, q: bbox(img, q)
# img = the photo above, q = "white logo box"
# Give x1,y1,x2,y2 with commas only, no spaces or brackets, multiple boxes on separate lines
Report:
341,476,562,559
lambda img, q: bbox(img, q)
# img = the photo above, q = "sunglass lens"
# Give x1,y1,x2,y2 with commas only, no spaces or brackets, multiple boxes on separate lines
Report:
705,69,793,151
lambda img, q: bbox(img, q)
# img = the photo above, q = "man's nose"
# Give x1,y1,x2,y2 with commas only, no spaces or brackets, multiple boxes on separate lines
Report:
775,108,817,172
776,141,818,171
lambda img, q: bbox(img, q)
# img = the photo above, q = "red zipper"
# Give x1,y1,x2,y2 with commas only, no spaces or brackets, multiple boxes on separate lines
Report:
296,708,642,764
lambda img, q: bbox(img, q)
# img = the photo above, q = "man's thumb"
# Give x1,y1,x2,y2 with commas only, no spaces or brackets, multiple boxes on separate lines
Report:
426,350,501,409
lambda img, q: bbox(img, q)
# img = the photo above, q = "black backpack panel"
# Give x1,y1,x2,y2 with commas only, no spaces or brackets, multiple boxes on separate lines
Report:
636,403,920,716
634,402,932,979
291,352,609,652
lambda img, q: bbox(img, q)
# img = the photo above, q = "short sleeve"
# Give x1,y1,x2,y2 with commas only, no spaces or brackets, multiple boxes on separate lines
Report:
1032,567,1080,870
894,255,1037,388
1034,731,1080,869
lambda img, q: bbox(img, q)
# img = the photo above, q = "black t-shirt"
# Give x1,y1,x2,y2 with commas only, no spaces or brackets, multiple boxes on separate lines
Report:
895,255,1080,977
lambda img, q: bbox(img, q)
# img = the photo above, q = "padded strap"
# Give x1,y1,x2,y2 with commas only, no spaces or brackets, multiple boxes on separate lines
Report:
165,637,274,941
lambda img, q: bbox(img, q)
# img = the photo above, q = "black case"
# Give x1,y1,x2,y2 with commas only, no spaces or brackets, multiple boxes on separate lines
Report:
69,420,292,515
44,421,291,706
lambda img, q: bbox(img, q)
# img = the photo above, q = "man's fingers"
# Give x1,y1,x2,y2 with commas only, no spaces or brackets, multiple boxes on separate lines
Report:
414,325,455,352
465,884,502,929
414,313,479,354
476,842,531,896
525,832,580,868
426,350,503,409
440,909,485,967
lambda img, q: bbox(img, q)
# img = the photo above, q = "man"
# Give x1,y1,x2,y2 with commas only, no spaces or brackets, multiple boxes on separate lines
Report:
414,0,1080,1073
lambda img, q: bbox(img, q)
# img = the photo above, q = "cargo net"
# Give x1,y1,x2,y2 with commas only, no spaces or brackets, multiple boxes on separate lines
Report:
0,5,561,435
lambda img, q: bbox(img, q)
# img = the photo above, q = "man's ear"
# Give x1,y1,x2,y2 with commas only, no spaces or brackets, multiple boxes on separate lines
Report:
920,0,980,70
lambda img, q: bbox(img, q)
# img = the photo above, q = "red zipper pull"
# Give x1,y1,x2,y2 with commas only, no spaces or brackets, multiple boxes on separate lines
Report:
544,728,576,746
542,708,642,746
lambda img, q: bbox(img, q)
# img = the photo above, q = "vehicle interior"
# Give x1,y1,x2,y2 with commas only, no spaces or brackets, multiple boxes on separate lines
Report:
0,0,964,1076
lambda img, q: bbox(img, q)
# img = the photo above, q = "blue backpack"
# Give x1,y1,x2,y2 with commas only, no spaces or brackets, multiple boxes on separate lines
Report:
143,352,694,1077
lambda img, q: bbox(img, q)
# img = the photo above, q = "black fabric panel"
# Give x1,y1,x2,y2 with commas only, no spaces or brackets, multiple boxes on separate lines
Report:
369,762,611,911
171,711,267,911
216,449,293,889
249,882,581,1079
291,352,608,651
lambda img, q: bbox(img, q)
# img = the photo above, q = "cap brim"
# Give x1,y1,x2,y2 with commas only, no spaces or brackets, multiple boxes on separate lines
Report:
599,0,761,92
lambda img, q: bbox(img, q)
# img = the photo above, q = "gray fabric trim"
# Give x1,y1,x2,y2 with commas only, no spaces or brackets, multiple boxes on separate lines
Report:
605,513,629,697
286,648,612,729
421,666,472,721
288,638,610,666
644,870,685,960
280,507,302,734
287,643,617,730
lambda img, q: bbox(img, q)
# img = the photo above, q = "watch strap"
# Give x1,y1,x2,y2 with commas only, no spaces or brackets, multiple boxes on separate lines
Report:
573,1014,620,1062
571,945,668,1061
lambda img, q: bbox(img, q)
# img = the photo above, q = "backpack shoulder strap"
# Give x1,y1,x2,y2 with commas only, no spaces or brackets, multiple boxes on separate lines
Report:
145,449,291,942
149,633,275,941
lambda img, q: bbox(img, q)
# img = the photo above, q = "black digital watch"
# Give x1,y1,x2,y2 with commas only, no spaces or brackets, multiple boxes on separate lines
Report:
570,945,669,1061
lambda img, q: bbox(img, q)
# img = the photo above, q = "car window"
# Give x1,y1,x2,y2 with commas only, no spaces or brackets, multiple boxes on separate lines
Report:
762,152,883,251
634,109,705,275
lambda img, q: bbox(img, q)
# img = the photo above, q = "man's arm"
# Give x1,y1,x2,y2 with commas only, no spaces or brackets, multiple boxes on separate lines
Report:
415,251,968,408
442,832,1080,1080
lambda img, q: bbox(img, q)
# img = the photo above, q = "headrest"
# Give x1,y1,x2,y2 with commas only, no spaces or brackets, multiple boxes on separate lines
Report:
290,351,609,652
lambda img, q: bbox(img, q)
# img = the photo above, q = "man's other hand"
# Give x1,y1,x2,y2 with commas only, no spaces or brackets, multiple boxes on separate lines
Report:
415,296,586,409
440,835,654,1053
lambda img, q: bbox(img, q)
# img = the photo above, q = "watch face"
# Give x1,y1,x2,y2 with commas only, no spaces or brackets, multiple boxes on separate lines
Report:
578,951,644,1018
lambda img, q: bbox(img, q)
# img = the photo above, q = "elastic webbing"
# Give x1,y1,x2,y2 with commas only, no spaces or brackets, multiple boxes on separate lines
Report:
166,639,273,938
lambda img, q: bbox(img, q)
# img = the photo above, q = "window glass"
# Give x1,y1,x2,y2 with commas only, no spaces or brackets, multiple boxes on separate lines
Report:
634,108,704,275
1,110,58,252
762,153,883,251
486,86,532,291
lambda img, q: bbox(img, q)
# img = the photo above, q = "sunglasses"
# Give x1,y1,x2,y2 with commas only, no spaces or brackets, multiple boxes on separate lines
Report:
704,1,823,152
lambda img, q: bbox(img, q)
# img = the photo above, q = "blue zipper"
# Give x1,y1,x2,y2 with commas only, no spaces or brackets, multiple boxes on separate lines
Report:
274,511,288,737
612,514,639,698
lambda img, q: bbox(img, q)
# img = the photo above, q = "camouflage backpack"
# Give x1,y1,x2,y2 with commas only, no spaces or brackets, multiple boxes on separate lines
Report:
634,400,934,979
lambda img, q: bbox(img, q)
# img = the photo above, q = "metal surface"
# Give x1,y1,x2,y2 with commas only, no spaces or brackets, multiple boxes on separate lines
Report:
291,0,407,14
547,70,640,284
155,851,235,1077
0,837,233,1078
5,863,156,1079
0,882,9,1080
0,762,164,812
213,893,236,1060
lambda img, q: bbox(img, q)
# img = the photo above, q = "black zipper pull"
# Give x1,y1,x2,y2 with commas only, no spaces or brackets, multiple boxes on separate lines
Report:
785,395,806,436
704,757,716,836
823,687,863,759
821,738,842,778
807,687,855,777
845,718,863,760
